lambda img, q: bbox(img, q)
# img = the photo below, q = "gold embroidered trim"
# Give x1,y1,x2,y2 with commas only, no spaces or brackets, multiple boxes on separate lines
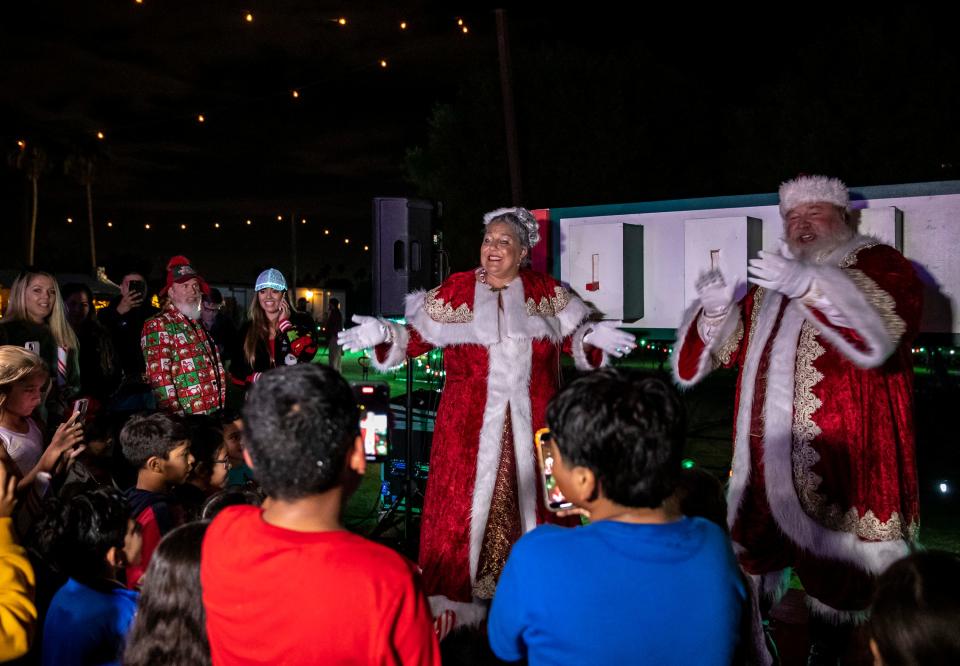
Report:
525,285,570,317
424,286,473,323
844,268,907,342
838,240,879,268
713,318,744,367
792,321,908,541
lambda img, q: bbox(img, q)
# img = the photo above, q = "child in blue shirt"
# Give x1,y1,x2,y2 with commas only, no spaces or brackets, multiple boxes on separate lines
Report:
35,487,142,666
488,369,745,666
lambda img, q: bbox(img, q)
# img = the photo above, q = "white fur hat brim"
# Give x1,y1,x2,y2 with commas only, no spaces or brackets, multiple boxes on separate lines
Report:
778,175,849,218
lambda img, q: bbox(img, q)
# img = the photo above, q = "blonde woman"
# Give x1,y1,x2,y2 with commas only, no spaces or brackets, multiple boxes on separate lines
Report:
0,271,81,429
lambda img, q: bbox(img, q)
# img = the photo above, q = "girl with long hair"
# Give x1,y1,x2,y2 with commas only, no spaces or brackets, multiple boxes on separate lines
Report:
0,270,81,428
123,521,211,666
231,268,319,388
0,346,83,503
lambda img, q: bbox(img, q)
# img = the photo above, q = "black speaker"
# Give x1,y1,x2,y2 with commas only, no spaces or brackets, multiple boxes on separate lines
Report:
372,197,435,317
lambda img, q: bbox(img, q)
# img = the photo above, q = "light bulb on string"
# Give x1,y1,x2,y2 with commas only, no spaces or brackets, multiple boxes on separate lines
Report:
462,26,469,34
197,114,205,123
245,12,253,23
214,223,220,229
277,215,283,221
16,140,25,149
144,223,151,230
379,59,388,68
336,17,347,26
291,89,300,99
400,20,407,30
66,217,73,224
180,224,187,230
107,221,114,228
457,18,464,26
96,131,105,140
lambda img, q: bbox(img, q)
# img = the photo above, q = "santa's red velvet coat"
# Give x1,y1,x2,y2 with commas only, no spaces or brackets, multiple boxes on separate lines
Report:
374,269,603,623
672,235,921,616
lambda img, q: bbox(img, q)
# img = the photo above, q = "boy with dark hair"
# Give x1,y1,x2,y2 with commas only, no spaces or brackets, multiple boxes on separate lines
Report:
201,364,440,665
120,412,193,588
488,368,745,665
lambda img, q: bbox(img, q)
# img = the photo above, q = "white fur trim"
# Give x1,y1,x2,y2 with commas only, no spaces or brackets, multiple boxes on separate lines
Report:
726,289,783,527
759,302,910,575
405,281,590,347
778,175,849,218
468,338,538,588
797,264,897,369
750,569,791,605
428,595,488,628
806,596,869,626
670,301,743,389
369,320,410,371
570,323,609,370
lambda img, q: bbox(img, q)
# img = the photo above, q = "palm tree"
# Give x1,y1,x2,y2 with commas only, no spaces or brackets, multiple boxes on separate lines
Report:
8,144,48,265
65,152,98,275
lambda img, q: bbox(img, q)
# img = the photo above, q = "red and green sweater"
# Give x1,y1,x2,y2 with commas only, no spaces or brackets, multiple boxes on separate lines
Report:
141,305,227,415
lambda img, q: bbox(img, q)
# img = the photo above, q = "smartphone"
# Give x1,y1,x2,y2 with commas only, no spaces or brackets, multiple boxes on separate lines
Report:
351,381,390,462
24,341,41,355
535,428,574,512
69,398,89,426
128,279,146,297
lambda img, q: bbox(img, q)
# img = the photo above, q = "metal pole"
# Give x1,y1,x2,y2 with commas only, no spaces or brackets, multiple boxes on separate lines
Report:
495,8,523,205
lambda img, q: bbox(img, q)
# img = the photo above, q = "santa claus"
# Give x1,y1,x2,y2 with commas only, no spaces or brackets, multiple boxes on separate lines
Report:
672,175,921,663
340,207,636,625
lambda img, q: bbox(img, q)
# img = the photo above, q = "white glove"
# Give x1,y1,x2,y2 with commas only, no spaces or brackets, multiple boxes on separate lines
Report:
583,322,637,358
747,244,814,299
695,270,736,317
337,315,389,352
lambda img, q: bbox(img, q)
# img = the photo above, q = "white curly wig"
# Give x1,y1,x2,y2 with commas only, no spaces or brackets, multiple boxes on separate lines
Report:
483,206,540,251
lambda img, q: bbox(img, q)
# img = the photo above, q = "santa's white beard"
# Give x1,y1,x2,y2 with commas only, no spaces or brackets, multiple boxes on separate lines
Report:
174,299,202,320
785,224,854,263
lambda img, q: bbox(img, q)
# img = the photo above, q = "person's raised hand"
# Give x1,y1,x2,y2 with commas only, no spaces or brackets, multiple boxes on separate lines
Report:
696,270,736,317
116,288,144,315
747,244,814,299
583,322,637,358
338,315,389,352
41,418,84,474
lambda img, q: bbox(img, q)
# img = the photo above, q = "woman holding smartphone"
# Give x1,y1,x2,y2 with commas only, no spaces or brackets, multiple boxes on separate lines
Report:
231,269,319,388
0,270,80,430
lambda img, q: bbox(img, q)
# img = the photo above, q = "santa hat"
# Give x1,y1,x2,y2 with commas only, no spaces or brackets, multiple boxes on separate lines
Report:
778,175,849,218
160,255,210,296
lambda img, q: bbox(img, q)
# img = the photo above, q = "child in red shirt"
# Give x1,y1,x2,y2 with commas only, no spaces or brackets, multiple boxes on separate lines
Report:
201,364,440,665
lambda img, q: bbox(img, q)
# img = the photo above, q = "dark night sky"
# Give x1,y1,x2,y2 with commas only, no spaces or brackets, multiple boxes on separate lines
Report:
3,3,959,284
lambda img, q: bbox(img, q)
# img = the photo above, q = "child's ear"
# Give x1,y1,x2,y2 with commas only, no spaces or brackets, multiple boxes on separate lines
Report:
146,455,164,474
571,466,597,503
105,545,124,569
347,435,366,476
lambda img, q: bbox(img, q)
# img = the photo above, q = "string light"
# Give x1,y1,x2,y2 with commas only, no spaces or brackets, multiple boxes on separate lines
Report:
96,131,105,140
379,59,388,68
291,89,300,99
180,223,187,230
400,20,407,30
197,114,205,123
144,223,151,230
457,18,464,26
344,238,350,244
276,215,283,221
214,223,220,229
66,217,73,224
363,245,369,251
16,140,25,149
107,221,114,228
337,17,347,26
245,219,252,225
245,12,253,23
135,0,143,4
301,218,307,224
462,26,469,34
323,229,330,235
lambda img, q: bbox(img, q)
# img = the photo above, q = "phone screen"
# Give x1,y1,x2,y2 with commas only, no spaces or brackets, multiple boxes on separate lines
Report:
535,428,573,512
128,279,145,296
352,382,390,461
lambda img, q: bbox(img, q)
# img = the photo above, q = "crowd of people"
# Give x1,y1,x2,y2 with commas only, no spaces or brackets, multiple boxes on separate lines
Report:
0,178,957,665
